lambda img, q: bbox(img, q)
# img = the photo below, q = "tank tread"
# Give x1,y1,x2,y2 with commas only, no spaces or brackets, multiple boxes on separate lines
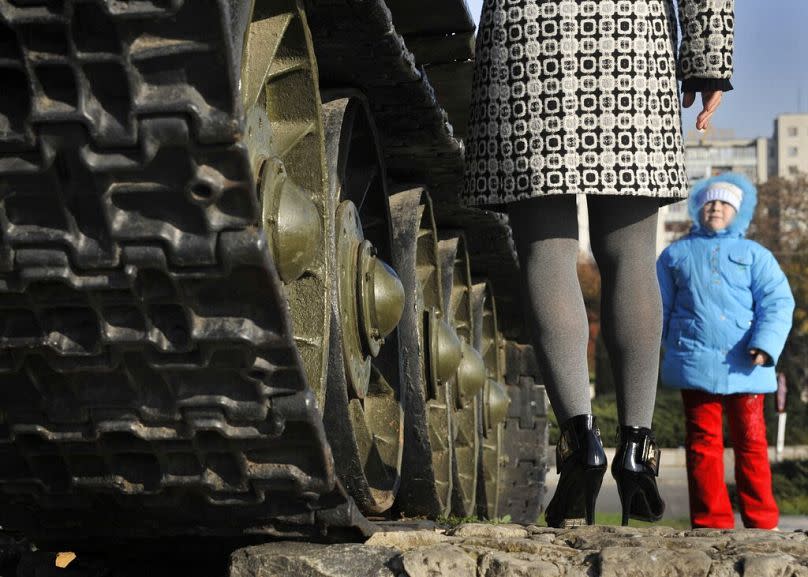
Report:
0,0,356,543
304,0,463,200
304,0,523,337
499,342,548,525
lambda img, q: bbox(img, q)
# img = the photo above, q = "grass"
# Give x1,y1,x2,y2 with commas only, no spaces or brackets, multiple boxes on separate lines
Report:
436,514,513,528
771,459,808,514
547,388,689,448
531,513,692,530
438,513,692,530
730,459,808,515
549,387,808,449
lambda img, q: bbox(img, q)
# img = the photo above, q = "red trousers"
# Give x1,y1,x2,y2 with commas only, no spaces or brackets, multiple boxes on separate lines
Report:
681,390,779,529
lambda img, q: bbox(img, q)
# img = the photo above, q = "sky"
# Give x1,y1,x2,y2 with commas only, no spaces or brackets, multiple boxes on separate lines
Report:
465,0,808,139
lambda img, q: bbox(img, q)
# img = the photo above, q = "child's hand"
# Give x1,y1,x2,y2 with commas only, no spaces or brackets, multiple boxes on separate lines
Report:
749,348,770,366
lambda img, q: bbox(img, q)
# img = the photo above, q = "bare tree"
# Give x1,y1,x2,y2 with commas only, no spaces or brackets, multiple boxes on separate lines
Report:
749,174,808,408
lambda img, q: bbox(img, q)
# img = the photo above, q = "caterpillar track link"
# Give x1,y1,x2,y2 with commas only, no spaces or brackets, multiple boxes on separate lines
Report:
0,0,370,545
0,0,549,548
499,342,549,524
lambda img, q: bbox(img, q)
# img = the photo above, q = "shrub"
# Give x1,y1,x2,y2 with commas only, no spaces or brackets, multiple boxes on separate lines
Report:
547,386,808,448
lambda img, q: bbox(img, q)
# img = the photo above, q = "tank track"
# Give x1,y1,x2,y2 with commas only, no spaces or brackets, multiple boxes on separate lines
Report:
499,342,549,524
0,0,369,545
303,0,524,338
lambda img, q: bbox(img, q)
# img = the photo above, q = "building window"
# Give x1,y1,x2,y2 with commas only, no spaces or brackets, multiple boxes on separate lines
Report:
787,127,799,137
788,165,800,175
788,146,799,157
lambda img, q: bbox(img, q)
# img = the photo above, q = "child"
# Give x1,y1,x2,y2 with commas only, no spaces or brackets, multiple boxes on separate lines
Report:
657,173,794,529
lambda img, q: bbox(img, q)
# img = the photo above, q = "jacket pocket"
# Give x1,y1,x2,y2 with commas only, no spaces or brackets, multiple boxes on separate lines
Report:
735,317,753,330
730,316,754,360
727,246,753,288
673,318,698,351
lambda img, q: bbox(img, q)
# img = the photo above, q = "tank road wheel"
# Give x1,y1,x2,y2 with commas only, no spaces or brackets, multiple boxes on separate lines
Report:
390,188,459,518
439,235,486,517
240,0,330,404
472,283,510,520
320,96,406,514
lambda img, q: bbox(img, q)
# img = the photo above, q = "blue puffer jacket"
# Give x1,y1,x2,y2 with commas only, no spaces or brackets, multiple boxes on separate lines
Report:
657,173,795,395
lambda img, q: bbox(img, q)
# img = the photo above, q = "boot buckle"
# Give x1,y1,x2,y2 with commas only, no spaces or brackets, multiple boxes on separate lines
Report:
642,436,661,476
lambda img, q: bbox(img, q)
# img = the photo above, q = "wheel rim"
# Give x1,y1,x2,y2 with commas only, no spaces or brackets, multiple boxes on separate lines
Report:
321,96,404,514
439,235,481,516
472,282,508,519
391,188,457,516
240,0,330,405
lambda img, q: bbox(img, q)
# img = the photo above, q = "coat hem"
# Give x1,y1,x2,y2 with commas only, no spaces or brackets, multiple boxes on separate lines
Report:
460,188,688,212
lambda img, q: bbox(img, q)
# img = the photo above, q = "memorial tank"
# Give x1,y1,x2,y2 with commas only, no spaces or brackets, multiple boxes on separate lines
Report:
0,0,548,549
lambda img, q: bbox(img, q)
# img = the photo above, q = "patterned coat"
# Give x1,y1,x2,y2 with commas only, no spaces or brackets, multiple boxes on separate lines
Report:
462,0,735,207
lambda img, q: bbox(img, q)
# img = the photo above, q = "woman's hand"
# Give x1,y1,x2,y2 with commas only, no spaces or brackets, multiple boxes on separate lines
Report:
682,91,723,131
749,348,771,366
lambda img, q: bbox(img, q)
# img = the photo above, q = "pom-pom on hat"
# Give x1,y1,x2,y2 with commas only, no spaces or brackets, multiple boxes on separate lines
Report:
698,181,743,213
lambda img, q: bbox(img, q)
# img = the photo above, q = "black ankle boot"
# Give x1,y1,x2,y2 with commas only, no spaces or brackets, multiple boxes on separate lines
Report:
545,414,607,528
612,426,665,526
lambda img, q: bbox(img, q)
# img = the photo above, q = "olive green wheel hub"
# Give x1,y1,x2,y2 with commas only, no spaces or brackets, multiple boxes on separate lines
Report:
241,0,330,405
390,188,457,517
439,235,484,517
321,96,405,514
472,282,510,519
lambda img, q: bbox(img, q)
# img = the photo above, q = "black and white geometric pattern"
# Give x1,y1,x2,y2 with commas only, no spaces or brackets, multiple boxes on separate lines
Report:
678,0,735,82
462,0,735,207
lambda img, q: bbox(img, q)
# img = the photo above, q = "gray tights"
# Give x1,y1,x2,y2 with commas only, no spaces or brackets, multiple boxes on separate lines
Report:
508,195,663,428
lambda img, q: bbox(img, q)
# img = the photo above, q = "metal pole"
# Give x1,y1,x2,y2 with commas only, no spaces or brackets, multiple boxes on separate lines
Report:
775,373,788,462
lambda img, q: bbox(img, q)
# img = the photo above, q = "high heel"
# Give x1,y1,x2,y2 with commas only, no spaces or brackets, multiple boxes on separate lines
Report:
612,426,665,526
545,414,607,528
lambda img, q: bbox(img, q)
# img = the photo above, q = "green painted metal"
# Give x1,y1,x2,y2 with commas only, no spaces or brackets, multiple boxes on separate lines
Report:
472,282,509,519
391,187,455,517
358,241,406,357
438,235,481,517
260,158,322,282
322,96,405,515
336,200,373,398
430,312,464,390
242,0,331,407
457,340,486,405
486,380,510,429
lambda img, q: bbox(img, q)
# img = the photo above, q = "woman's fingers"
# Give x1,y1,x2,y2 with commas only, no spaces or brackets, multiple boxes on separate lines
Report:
682,91,696,108
695,90,723,131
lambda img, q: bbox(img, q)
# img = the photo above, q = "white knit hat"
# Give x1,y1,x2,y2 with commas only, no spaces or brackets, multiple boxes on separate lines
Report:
698,181,743,213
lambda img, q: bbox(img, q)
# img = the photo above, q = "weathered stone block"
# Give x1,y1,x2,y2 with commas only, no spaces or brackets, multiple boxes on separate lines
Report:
448,523,528,539
365,530,450,552
229,542,398,577
399,545,476,577
741,554,808,577
479,552,562,577
599,547,713,577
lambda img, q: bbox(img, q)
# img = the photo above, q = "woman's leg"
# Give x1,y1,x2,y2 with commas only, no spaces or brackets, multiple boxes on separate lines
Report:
726,394,779,529
586,195,662,428
507,195,592,423
682,389,734,528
